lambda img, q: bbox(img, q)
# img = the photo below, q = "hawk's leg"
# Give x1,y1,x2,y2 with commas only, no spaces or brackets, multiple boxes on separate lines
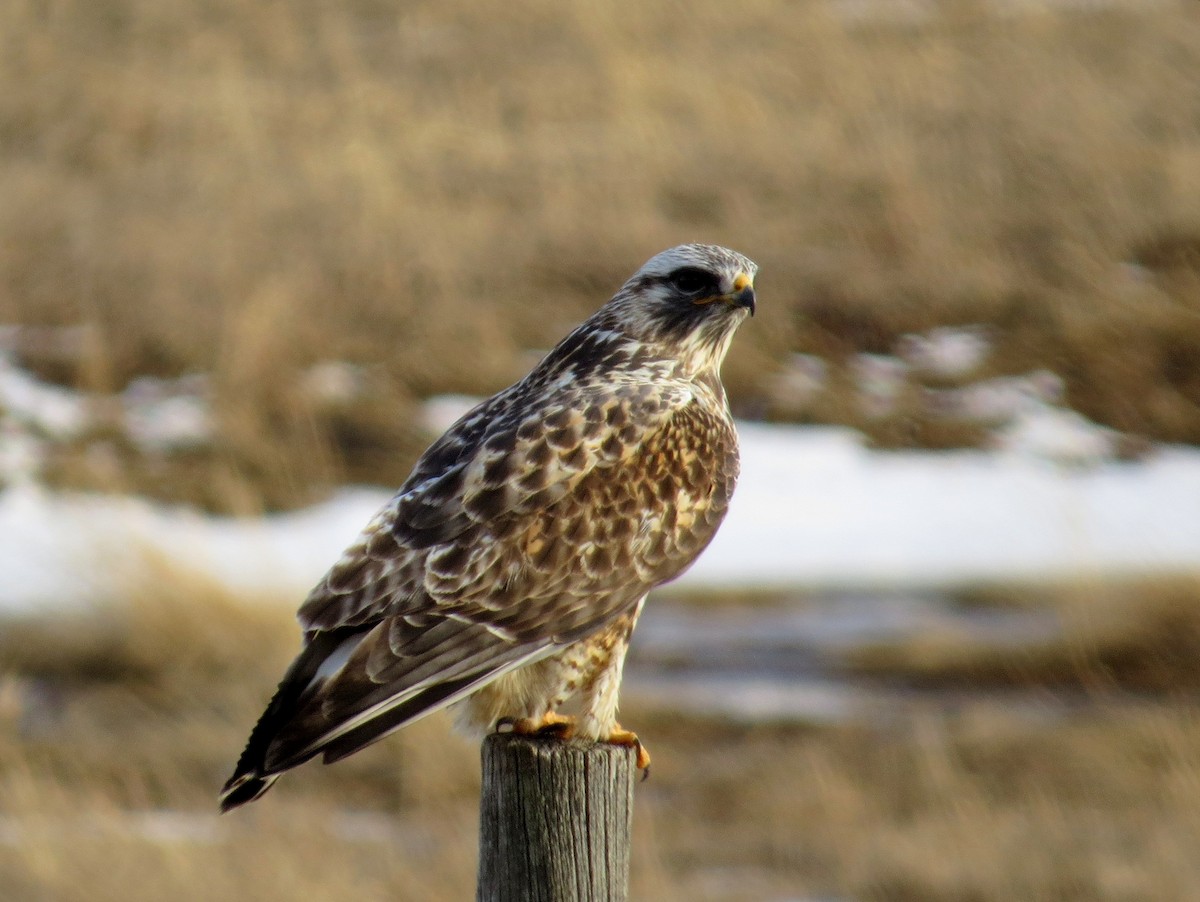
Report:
575,596,650,772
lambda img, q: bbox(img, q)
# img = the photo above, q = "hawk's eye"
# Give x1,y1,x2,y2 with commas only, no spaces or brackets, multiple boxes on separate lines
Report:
668,267,715,295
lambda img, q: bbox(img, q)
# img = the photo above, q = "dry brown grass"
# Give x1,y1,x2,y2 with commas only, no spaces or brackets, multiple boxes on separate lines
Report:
2,0,1199,509
638,707,1200,902
849,576,1200,692
4,569,1200,900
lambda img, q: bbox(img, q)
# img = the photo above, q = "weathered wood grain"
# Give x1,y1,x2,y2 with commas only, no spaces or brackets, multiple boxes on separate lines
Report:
477,733,635,902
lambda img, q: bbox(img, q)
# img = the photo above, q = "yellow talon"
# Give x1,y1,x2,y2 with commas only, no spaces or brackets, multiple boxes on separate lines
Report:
500,716,649,774
606,725,651,774
497,712,577,738
535,712,577,738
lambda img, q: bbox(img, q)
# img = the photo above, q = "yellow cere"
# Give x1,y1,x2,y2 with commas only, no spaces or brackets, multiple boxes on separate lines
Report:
732,272,752,292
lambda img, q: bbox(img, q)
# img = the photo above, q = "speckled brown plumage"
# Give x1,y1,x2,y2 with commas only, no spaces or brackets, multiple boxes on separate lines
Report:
220,244,756,810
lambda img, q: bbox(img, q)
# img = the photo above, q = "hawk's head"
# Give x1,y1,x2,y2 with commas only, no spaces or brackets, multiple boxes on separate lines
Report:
607,243,757,373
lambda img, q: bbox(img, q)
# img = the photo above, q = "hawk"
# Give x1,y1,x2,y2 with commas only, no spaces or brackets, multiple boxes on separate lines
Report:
220,243,756,811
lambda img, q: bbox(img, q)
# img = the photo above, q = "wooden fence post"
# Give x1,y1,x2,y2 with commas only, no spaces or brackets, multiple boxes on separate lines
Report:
476,733,636,902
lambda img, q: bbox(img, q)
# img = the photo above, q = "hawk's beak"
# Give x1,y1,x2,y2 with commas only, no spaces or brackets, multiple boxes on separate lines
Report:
692,272,756,316
726,273,756,317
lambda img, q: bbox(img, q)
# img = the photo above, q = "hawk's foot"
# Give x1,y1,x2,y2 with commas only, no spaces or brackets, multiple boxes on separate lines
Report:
496,712,577,739
533,711,576,738
606,725,651,775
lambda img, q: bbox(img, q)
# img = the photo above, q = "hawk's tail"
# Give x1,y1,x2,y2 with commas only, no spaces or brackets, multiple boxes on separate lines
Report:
219,629,359,813
219,772,279,812
219,623,543,812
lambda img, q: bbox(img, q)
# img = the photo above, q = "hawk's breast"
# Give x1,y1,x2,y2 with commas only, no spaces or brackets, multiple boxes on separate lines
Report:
623,392,739,587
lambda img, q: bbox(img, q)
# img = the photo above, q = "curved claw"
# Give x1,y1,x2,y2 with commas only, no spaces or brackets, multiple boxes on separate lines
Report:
605,726,651,774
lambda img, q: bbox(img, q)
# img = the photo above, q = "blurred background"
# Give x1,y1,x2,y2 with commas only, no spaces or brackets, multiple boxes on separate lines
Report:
2,0,1200,899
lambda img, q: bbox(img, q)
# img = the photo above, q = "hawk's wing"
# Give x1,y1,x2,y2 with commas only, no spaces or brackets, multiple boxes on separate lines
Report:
223,379,705,800
300,378,693,630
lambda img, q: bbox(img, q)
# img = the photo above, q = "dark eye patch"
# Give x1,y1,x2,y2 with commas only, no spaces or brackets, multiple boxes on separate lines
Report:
666,267,718,295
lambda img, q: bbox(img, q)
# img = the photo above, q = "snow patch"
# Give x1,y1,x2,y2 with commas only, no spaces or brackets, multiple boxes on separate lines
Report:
122,374,212,452
685,421,1200,590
